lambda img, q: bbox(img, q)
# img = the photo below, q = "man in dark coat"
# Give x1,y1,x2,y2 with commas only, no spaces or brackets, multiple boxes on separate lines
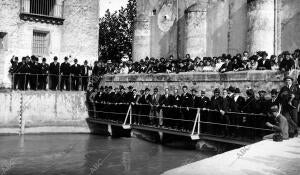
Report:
279,76,299,137
17,57,30,90
138,88,152,125
9,56,19,90
159,88,175,128
81,60,91,91
60,56,71,91
70,59,81,91
39,58,49,90
181,86,194,131
210,88,226,135
49,56,60,90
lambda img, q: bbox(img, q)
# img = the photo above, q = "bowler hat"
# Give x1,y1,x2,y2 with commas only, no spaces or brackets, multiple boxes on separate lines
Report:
228,86,236,93
214,88,220,93
145,88,150,91
271,89,278,94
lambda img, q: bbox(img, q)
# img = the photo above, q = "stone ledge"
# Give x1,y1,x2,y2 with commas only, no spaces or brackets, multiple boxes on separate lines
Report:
103,70,290,83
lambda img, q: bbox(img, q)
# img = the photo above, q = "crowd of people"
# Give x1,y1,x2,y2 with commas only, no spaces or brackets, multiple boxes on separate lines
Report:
9,55,91,91
87,75,300,140
8,49,300,91
92,50,300,75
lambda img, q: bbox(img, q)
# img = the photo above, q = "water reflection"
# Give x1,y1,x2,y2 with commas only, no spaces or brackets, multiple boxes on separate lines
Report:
0,134,214,175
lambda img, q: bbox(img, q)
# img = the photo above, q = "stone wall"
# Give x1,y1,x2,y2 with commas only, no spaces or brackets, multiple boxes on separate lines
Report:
101,71,299,98
0,0,99,87
134,0,300,61
0,91,90,134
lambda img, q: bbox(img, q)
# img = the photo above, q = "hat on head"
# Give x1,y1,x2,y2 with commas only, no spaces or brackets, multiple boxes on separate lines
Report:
120,85,125,90
74,59,78,63
214,88,220,93
64,56,69,60
284,75,293,81
235,88,241,93
201,90,205,94
42,58,46,62
145,88,150,91
154,87,158,91
109,86,112,89
54,56,58,60
271,89,278,94
182,85,188,89
128,86,133,89
228,86,236,93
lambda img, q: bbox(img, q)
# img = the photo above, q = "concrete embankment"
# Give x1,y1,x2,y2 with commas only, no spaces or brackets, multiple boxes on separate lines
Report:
162,137,300,175
0,91,90,134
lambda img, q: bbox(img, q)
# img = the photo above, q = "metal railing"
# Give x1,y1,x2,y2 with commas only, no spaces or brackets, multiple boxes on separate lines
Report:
11,73,93,91
20,0,64,18
86,102,273,141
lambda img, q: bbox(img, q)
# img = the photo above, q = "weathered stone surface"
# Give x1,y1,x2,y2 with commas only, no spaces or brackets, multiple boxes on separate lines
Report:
101,71,297,97
0,91,89,133
247,0,275,55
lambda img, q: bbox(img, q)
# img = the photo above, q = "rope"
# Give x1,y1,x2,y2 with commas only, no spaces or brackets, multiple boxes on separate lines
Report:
89,101,267,117
87,110,272,132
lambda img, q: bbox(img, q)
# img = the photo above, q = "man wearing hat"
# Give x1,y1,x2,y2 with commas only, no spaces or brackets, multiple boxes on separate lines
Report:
60,56,71,91
149,87,161,127
81,60,91,91
70,59,81,91
124,86,134,103
267,89,280,111
39,58,49,90
210,88,227,135
264,105,289,140
49,56,60,90
138,88,152,125
180,86,193,131
279,75,299,137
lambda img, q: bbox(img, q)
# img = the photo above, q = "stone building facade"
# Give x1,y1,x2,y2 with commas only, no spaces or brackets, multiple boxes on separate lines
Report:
133,0,300,61
0,0,99,87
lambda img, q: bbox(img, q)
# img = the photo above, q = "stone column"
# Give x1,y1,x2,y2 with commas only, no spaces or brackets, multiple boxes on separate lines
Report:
132,14,151,61
184,3,207,59
247,0,275,55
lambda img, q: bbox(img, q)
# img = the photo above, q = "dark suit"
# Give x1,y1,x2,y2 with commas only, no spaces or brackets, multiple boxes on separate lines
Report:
39,63,49,90
71,64,81,91
49,62,60,90
181,93,193,130
17,62,30,90
159,94,175,127
210,96,226,135
60,62,71,90
81,65,90,91
138,94,152,125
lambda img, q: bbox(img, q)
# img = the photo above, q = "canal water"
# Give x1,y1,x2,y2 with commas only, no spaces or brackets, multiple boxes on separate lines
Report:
0,134,215,175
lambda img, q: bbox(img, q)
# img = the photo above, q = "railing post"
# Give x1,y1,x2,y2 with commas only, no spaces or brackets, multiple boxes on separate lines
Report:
93,102,96,118
122,105,132,129
190,108,200,140
198,108,201,135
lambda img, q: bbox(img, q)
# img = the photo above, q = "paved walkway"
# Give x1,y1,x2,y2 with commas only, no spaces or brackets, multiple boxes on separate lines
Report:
162,137,300,175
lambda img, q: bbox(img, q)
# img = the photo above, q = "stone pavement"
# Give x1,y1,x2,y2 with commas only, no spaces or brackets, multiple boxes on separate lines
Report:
162,137,300,175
